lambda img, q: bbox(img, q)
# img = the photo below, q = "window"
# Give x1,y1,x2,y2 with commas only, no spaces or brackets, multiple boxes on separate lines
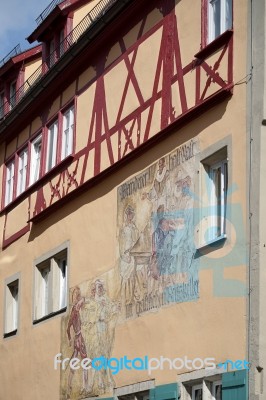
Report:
4,277,19,337
179,370,247,400
17,148,28,195
0,91,4,118
34,246,68,322
181,377,223,400
208,0,232,43
208,159,228,241
5,159,15,206
199,148,228,247
61,106,74,160
212,380,222,400
59,29,65,57
9,80,16,110
192,385,202,400
49,39,56,67
30,134,42,184
46,119,58,172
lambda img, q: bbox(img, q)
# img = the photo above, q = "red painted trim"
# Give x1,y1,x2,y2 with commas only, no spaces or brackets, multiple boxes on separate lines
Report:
201,0,208,49
73,96,77,156
0,45,42,77
1,163,7,209
2,224,30,250
66,14,74,36
29,84,233,223
227,35,233,84
76,18,165,99
26,142,31,189
42,125,49,175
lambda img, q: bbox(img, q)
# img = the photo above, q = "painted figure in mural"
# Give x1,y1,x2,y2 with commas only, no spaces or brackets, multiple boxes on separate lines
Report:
66,286,92,399
82,279,120,393
148,157,170,211
150,218,174,284
119,205,139,305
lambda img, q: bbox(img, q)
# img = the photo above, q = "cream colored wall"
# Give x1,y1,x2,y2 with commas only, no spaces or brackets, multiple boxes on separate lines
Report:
73,0,100,28
0,0,248,399
24,58,42,83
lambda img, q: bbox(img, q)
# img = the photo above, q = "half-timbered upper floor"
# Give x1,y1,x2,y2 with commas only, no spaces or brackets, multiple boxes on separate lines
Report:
0,0,240,249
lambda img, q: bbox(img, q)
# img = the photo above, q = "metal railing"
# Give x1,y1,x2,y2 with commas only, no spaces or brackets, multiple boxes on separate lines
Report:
36,0,65,25
0,44,21,68
0,0,118,120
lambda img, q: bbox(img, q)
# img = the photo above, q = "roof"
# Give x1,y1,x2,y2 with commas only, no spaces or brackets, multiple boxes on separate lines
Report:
27,0,92,43
0,45,42,78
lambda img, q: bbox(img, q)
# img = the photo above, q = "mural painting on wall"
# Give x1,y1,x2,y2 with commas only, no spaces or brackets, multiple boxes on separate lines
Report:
60,139,199,400
118,138,199,320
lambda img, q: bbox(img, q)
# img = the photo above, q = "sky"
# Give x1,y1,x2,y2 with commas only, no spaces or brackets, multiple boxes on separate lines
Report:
0,0,51,61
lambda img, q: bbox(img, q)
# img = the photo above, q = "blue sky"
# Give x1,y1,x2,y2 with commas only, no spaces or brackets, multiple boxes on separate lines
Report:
0,0,51,61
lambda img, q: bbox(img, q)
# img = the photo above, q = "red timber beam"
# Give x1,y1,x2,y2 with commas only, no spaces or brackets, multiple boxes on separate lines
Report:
1,0,234,236
40,0,233,217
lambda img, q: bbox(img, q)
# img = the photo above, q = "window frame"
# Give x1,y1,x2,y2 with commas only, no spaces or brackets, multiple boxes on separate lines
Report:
46,118,59,172
30,133,43,185
0,90,5,118
197,146,229,249
208,158,228,242
191,384,203,400
4,158,16,206
4,273,21,338
178,370,225,400
202,0,233,47
33,242,69,324
212,380,222,400
61,105,75,161
9,80,17,110
17,147,29,196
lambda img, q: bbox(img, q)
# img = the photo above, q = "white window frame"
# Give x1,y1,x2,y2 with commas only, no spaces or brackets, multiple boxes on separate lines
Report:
208,0,232,43
33,243,69,322
212,380,222,400
30,134,42,185
61,105,74,160
4,274,20,337
5,159,15,206
197,146,228,249
46,120,58,172
17,147,28,195
208,159,228,242
192,384,203,400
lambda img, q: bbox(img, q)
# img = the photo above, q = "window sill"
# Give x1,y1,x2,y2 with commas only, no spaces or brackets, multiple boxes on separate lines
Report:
33,306,67,325
196,234,227,252
3,329,17,339
0,155,74,215
195,30,233,60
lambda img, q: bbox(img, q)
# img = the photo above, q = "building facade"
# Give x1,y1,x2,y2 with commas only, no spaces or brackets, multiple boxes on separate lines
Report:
0,0,256,399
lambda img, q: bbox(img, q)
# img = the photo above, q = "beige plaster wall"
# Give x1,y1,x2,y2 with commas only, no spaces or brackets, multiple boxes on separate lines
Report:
0,0,249,399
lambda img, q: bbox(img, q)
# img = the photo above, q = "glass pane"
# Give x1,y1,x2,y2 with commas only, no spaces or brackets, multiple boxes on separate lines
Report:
47,122,58,171
209,0,221,41
225,0,233,30
32,137,42,183
193,388,203,400
214,384,222,400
